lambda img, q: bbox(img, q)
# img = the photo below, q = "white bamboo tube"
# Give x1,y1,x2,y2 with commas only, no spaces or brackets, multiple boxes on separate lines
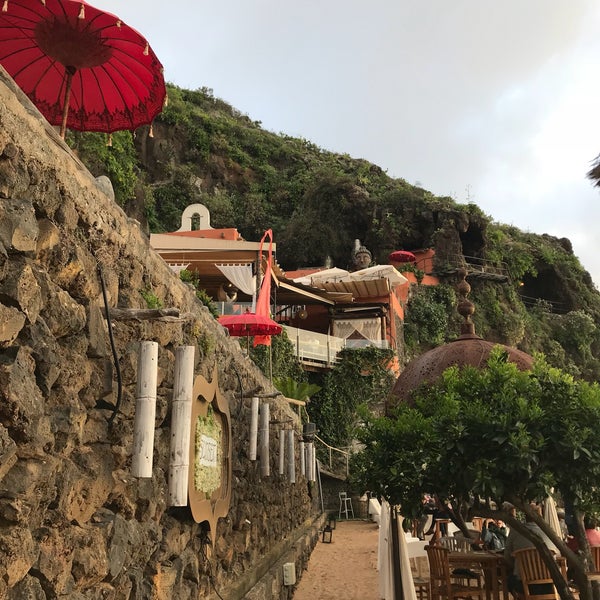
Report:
287,429,296,484
249,397,259,460
279,429,285,475
167,345,195,506
132,341,158,478
300,441,305,476
259,402,270,477
307,442,315,482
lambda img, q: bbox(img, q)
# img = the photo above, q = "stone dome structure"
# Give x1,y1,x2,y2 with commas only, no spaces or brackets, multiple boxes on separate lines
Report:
390,269,533,407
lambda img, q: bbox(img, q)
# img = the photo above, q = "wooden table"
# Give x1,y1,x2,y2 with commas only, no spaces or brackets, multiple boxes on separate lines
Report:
448,551,508,600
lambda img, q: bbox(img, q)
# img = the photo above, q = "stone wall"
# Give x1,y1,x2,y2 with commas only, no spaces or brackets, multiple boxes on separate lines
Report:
0,66,321,599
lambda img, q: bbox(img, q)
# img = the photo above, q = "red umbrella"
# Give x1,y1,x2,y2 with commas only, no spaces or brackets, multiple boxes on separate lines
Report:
219,312,282,354
388,250,416,263
0,0,166,137
219,313,283,338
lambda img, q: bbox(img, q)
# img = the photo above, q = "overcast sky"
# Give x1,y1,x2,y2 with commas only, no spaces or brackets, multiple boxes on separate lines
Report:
100,0,600,285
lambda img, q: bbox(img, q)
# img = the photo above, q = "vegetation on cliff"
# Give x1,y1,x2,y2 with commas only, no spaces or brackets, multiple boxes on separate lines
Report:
68,83,600,430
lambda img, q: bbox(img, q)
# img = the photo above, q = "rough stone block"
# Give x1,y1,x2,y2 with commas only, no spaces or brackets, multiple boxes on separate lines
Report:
0,346,49,445
1,262,42,322
7,574,45,599
35,218,60,254
0,304,25,347
0,198,37,252
70,525,110,589
0,526,36,587
36,526,75,594
87,301,108,358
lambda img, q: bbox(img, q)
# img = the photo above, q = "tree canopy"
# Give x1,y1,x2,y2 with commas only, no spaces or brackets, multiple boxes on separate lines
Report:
350,348,600,600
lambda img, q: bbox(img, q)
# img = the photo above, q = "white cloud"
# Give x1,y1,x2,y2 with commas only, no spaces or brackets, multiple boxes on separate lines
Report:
98,0,600,284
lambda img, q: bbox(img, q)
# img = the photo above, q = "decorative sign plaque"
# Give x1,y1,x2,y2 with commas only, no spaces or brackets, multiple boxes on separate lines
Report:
188,366,232,542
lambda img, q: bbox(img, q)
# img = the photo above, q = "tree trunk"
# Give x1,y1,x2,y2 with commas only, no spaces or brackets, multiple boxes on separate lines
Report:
507,498,585,600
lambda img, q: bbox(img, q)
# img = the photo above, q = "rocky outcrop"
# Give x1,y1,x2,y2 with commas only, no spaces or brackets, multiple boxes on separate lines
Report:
0,66,319,599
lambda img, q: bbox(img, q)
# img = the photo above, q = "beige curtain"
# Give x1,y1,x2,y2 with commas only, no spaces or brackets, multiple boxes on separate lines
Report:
333,317,381,341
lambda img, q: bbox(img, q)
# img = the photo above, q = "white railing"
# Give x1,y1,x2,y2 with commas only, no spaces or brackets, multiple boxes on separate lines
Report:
215,304,388,365
283,325,346,366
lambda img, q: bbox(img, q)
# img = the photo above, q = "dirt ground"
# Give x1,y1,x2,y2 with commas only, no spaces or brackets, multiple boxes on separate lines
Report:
293,519,381,600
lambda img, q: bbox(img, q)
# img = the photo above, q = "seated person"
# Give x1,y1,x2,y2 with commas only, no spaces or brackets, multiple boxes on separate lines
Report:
504,506,559,597
481,519,508,551
566,515,600,553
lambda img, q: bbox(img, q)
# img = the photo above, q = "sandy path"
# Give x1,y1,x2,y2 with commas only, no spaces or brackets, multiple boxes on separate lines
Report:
293,519,381,600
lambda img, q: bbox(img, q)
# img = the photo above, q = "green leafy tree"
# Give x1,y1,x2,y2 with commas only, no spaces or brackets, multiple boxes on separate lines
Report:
308,347,395,448
403,284,457,353
351,348,600,600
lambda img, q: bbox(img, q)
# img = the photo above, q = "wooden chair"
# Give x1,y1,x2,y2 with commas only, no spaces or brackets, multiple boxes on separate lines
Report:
590,545,600,571
512,548,562,600
426,545,485,600
439,536,483,588
439,536,473,553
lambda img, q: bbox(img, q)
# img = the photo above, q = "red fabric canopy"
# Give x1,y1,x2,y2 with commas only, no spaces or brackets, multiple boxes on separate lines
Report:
0,0,166,135
218,230,282,349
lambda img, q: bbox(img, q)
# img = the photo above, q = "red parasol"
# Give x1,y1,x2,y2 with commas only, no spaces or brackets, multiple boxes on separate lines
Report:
219,313,283,338
0,0,166,137
388,250,416,263
218,230,282,352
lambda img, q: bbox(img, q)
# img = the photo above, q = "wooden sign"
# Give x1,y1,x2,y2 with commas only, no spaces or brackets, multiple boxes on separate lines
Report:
188,365,232,543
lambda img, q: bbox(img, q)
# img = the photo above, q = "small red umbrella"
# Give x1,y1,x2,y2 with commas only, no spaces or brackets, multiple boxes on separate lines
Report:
219,313,282,353
388,250,416,263
0,0,166,137
219,313,283,338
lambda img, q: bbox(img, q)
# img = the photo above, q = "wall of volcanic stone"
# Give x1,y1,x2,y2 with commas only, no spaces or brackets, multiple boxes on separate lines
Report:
0,66,320,600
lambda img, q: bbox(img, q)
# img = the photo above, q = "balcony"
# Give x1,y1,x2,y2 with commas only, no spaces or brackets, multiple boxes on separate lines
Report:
283,326,389,369
215,303,389,368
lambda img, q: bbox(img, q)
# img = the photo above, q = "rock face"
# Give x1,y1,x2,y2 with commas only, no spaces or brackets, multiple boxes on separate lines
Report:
0,67,319,599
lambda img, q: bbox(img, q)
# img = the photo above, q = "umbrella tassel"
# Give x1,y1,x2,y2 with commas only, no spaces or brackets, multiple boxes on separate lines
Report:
143,42,149,56
106,133,113,147
78,3,84,18
2,1,7,12
148,124,154,138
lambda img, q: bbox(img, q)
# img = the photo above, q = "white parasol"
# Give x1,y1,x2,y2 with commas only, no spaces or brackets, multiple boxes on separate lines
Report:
543,492,562,539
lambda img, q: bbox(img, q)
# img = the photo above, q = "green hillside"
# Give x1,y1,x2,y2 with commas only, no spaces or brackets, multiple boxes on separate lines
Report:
67,83,600,382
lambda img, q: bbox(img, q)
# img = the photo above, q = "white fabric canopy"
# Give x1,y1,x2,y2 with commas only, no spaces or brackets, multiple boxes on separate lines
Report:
293,264,407,288
346,264,408,286
215,264,256,297
292,267,350,286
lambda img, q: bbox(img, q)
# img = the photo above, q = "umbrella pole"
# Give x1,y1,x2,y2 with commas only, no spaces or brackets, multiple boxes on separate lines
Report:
60,67,76,139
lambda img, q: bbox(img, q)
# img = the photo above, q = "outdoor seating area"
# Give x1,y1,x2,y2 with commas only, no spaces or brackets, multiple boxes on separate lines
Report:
402,516,586,600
